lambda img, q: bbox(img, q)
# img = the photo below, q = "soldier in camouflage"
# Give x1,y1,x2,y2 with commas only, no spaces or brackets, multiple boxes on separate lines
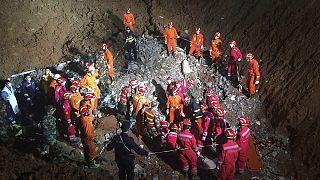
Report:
40,105,58,154
0,100,15,147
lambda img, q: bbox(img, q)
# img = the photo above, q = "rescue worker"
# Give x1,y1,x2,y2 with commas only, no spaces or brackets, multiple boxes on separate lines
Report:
40,105,61,159
144,101,159,139
41,68,53,97
167,124,178,149
186,79,195,97
101,42,115,85
245,53,260,98
175,79,188,102
213,108,230,145
128,79,139,124
118,85,131,117
62,92,75,143
166,88,183,124
107,121,149,180
132,86,150,142
123,8,136,31
80,66,100,108
54,77,67,105
79,94,100,168
0,100,15,147
159,120,169,145
22,74,37,108
210,32,223,63
166,75,175,96
164,22,179,57
228,40,243,78
206,88,220,113
49,74,61,103
217,129,239,180
124,26,137,62
189,27,204,59
236,115,251,174
200,103,214,142
70,84,83,137
1,80,20,125
177,118,200,178
183,95,201,124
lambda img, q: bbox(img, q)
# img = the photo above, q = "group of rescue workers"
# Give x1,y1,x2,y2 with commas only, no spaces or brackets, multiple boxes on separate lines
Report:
0,7,261,180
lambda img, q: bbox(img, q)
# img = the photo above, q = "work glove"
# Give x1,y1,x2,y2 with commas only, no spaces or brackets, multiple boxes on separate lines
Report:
196,151,201,157
180,111,185,117
255,81,259,85
177,35,180,38
166,109,169,115
164,40,167,44
202,135,206,141
24,94,29,97
237,58,242,61
200,45,204,50
27,98,31,101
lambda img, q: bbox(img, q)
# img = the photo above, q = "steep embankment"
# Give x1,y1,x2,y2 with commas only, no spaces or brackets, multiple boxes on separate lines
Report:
147,0,320,178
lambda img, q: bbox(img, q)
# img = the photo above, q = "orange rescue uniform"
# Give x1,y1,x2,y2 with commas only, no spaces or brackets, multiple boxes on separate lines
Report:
210,38,222,63
166,95,183,123
164,27,178,53
189,33,204,57
79,100,96,162
80,71,100,108
70,92,83,115
246,59,260,95
123,13,135,31
104,49,115,79
132,94,150,138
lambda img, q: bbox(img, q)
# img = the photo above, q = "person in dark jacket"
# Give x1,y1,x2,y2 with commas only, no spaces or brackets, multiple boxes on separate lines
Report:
22,74,37,107
107,121,149,180
124,26,137,62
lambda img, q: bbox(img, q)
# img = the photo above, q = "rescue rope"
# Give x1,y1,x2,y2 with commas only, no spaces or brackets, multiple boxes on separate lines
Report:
148,144,216,155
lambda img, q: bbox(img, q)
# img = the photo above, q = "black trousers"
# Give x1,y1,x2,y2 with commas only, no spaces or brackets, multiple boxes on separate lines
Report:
126,43,137,62
117,161,134,180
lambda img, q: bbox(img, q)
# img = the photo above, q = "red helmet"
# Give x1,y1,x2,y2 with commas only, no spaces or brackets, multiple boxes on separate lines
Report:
188,79,195,85
215,32,221,38
84,62,91,69
171,124,178,130
246,53,254,59
185,96,191,102
183,118,191,126
80,106,89,115
239,115,249,126
207,88,214,96
84,92,95,100
230,40,236,46
160,121,169,128
225,129,236,139
210,100,219,108
63,92,72,100
70,85,77,92
200,103,208,110
101,42,108,50
168,21,173,26
129,79,138,87
138,86,146,94
167,75,172,81
195,27,201,31
57,77,66,84
216,107,226,116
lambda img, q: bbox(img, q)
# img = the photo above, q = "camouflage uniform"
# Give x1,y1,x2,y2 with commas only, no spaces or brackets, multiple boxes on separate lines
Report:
0,101,14,147
40,106,57,146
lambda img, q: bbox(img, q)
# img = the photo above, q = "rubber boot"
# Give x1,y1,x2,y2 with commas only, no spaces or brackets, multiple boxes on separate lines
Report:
89,159,100,169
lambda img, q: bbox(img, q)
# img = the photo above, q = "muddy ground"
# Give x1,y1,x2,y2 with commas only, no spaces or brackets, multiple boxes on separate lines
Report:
1,0,320,179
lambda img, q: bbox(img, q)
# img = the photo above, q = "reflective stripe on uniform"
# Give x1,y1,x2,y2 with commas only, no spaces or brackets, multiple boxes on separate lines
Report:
223,145,239,150
178,134,192,139
242,128,250,137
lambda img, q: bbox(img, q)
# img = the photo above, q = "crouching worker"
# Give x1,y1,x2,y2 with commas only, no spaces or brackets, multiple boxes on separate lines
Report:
107,121,149,180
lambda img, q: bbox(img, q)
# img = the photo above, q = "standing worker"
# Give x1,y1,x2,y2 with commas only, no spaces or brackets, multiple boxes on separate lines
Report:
189,27,204,60
217,129,239,180
236,115,251,174
177,118,200,178
101,42,115,85
79,94,100,168
164,22,179,57
123,8,136,31
124,26,137,62
1,80,20,125
228,40,243,79
245,53,260,98
166,88,183,124
107,121,149,180
210,32,223,63
80,66,100,108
